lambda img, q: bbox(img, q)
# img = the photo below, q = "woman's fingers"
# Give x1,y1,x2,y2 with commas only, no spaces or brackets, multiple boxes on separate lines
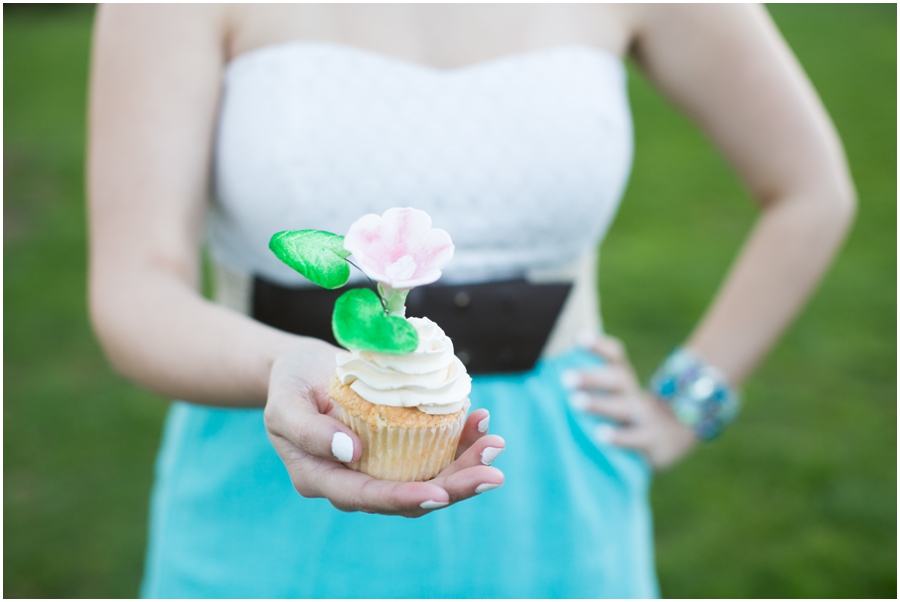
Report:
595,423,651,451
319,441,505,517
277,436,506,518
433,465,505,503
274,419,505,516
266,349,363,463
443,434,506,476
596,419,696,471
455,409,491,459
325,417,505,512
570,392,636,423
315,464,452,516
318,434,506,516
563,366,625,393
434,433,506,502
264,389,362,464
437,434,507,501
563,365,638,395
293,413,362,463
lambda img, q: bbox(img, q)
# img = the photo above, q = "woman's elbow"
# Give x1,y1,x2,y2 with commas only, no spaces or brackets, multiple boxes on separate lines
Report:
822,182,858,248
88,282,139,381
783,177,858,240
826,175,858,231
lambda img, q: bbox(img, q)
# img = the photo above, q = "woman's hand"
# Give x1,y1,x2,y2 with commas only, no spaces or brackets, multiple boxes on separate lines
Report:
264,344,505,518
564,335,697,470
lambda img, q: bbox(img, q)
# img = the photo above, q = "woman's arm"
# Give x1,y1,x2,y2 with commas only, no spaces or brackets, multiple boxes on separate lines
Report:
569,4,855,467
632,3,856,384
87,4,306,406
87,5,503,514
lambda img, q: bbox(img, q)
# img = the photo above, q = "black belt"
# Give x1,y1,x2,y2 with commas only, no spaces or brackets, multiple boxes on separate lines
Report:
252,276,573,375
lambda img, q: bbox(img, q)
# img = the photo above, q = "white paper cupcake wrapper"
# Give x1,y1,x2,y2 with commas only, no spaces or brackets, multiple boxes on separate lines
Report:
333,399,470,482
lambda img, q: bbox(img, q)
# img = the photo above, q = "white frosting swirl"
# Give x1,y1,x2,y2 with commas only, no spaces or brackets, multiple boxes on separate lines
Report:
335,317,471,414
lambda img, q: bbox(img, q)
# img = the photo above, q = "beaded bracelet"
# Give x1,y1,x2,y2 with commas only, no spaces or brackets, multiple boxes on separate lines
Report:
649,347,741,441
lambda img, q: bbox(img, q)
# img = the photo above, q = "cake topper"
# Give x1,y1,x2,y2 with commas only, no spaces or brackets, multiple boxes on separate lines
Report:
269,207,454,354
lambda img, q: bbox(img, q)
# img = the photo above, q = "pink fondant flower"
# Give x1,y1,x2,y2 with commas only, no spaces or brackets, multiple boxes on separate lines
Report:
344,207,454,290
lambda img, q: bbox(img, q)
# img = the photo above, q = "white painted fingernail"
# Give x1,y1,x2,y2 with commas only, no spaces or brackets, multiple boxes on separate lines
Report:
560,370,581,390
569,391,591,411
475,482,502,494
594,423,617,444
477,415,490,433
481,446,503,465
331,432,353,462
420,500,449,509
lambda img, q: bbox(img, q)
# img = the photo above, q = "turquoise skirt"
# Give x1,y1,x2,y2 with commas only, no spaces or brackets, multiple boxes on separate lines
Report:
140,348,658,598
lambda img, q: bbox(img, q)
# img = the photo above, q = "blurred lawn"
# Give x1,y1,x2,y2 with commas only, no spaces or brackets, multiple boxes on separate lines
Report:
3,4,896,598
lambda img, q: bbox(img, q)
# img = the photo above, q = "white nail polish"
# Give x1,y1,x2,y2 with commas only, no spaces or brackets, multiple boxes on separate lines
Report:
481,446,503,465
560,370,581,390
331,432,354,463
569,391,591,411
594,423,617,444
477,415,490,433
475,483,501,494
420,500,449,509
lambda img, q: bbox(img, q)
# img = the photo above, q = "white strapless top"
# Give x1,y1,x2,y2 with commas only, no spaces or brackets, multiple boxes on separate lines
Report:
207,42,633,287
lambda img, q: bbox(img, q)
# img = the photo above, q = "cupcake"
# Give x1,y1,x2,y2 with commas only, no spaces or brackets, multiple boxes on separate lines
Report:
329,316,471,481
269,207,469,481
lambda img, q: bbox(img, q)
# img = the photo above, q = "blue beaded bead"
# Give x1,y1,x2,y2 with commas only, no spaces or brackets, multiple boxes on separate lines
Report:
649,348,741,441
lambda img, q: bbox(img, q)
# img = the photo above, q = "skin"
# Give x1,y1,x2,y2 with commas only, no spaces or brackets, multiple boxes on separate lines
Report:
87,4,856,516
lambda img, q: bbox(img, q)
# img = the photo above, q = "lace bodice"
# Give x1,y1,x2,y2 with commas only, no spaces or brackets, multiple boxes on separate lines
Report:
207,41,633,286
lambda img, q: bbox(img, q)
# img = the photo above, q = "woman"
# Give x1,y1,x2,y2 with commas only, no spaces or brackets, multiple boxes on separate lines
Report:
87,4,855,598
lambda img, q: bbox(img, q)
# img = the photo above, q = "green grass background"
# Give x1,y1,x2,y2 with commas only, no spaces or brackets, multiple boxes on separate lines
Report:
4,4,896,598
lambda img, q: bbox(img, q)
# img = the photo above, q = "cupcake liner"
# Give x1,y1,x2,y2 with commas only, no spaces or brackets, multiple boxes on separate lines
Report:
332,396,470,482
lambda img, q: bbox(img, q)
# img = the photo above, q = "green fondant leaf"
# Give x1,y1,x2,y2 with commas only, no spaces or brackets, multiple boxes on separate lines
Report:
269,230,351,289
332,288,419,354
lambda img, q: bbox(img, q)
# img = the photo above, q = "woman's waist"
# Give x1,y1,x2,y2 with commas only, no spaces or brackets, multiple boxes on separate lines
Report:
212,252,601,372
